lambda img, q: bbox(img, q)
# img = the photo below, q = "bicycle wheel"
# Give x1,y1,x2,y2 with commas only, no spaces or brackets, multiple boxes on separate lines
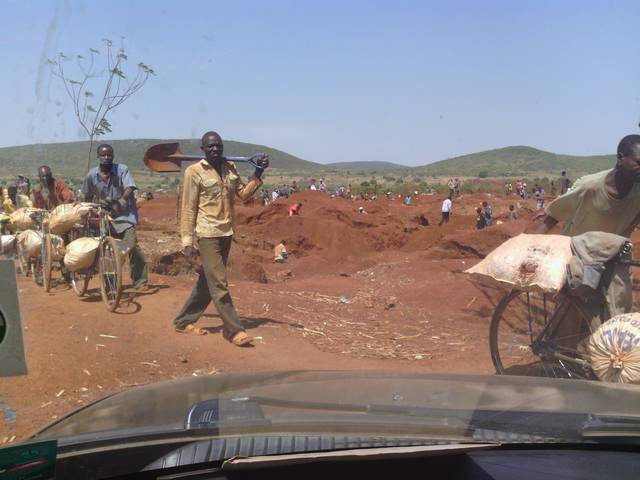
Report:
490,290,598,379
99,236,123,312
70,271,91,297
15,241,29,276
32,256,43,286
42,234,53,292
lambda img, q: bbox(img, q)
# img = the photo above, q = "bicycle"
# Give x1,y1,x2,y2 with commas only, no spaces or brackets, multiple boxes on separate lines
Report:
29,210,68,293
66,203,124,312
489,240,640,380
15,209,50,288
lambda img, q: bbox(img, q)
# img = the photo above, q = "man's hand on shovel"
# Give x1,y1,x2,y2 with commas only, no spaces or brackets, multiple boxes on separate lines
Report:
251,153,269,178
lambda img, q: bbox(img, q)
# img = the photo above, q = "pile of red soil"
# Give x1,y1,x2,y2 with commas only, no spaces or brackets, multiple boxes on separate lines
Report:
425,221,528,259
139,191,536,279
239,192,445,259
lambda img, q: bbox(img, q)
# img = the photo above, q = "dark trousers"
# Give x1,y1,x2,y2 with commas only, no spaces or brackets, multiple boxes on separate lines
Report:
438,211,450,226
173,236,245,339
113,227,148,288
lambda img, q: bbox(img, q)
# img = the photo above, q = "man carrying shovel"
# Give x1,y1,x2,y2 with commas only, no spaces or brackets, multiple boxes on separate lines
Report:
173,131,268,346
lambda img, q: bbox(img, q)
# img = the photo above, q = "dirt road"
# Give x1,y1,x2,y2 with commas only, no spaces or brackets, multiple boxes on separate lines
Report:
0,191,546,441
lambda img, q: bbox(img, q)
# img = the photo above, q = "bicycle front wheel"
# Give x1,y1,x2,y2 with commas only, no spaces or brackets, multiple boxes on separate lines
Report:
42,234,53,292
99,236,123,312
16,241,30,276
490,290,554,376
70,271,91,297
490,290,599,379
32,256,43,286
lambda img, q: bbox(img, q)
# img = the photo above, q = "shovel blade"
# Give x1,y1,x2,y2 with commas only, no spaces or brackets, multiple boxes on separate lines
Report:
143,142,201,172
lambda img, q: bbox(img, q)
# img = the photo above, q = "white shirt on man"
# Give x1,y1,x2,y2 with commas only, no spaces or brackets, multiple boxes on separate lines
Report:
442,198,452,213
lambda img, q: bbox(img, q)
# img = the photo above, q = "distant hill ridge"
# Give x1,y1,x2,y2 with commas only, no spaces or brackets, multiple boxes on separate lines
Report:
0,138,319,177
325,161,406,171
0,140,616,178
413,145,615,177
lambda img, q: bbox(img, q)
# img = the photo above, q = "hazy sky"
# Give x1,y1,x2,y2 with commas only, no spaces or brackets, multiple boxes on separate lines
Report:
2,0,639,165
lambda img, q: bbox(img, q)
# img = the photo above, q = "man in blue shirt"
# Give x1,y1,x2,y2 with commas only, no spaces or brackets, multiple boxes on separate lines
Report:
81,144,151,291
482,201,493,226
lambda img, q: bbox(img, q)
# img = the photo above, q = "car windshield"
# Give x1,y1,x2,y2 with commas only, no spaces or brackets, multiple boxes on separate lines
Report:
2,0,640,472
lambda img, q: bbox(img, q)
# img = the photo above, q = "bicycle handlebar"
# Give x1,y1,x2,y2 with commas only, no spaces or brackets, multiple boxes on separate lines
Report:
618,258,640,267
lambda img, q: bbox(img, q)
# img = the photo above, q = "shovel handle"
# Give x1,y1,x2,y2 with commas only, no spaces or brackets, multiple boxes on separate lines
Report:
168,154,261,168
224,156,262,169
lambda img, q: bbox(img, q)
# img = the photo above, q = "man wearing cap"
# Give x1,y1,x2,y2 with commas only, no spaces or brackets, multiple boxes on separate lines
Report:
173,131,268,346
31,166,75,210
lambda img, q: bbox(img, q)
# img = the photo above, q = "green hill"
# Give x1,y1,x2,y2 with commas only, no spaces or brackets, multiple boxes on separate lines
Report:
0,138,320,179
0,141,618,185
325,161,406,171
413,146,615,178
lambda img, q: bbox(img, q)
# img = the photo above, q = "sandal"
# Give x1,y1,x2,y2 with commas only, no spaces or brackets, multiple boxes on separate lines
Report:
175,325,208,336
232,331,254,346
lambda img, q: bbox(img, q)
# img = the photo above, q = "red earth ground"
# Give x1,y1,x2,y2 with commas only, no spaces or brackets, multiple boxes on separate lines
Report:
2,190,639,442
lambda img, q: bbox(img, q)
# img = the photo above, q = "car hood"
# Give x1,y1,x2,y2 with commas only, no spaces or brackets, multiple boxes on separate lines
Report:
32,370,640,443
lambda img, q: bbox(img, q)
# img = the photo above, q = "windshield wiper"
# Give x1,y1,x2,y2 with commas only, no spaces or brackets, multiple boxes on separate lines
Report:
582,414,640,440
185,395,583,443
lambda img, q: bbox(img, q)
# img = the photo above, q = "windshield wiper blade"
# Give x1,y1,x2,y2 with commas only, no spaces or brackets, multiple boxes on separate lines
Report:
582,414,640,438
184,395,582,443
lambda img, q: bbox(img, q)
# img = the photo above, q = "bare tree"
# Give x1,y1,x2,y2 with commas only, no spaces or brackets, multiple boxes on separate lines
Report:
47,39,155,172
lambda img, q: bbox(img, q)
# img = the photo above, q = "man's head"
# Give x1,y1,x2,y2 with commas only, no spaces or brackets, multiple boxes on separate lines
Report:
447,195,452,200
561,170,566,176
37,166,54,188
16,175,30,195
509,204,514,211
97,144,114,173
616,134,640,179
200,131,223,164
476,207,483,214
281,239,286,245
482,201,488,207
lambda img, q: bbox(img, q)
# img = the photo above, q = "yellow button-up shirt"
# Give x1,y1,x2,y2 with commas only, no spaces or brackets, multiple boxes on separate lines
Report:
181,159,263,247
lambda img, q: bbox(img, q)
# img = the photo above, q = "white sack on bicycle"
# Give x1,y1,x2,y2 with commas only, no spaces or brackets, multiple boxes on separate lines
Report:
17,229,42,258
0,234,16,256
10,208,41,231
585,313,640,384
465,234,572,293
49,203,94,236
64,237,100,272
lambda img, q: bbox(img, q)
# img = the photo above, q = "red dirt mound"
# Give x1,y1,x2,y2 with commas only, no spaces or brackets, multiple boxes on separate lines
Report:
150,243,268,283
425,220,528,259
139,191,537,277
241,192,442,259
